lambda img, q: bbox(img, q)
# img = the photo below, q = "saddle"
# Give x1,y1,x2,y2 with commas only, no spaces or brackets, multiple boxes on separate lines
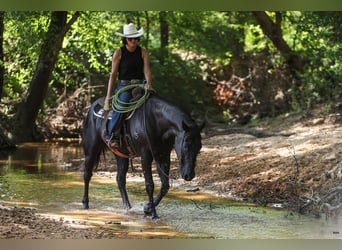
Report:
93,87,146,158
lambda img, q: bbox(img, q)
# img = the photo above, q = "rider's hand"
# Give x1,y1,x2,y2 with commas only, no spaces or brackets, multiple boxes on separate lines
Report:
145,82,153,91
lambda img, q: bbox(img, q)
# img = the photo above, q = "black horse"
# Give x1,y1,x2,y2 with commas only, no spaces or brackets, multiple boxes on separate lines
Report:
81,92,204,219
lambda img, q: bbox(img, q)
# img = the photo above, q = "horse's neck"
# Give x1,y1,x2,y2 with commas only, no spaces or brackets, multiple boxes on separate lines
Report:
150,95,188,135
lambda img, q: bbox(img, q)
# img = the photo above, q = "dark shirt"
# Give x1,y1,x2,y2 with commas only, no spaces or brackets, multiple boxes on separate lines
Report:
118,45,144,80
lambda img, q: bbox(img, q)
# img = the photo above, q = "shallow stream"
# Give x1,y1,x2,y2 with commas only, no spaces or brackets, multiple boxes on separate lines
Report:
0,142,340,238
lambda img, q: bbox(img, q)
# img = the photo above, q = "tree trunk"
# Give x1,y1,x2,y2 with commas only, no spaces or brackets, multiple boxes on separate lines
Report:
13,11,80,142
159,11,169,65
0,11,4,101
160,11,169,49
252,11,304,74
144,11,150,49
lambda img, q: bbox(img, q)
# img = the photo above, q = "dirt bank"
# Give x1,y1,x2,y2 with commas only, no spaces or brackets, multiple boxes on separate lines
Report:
196,111,342,215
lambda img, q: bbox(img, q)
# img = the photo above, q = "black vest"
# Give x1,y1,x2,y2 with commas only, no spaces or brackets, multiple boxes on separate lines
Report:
118,46,144,80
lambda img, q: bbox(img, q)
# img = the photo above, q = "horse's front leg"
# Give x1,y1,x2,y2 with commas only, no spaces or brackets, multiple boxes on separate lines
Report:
153,156,170,207
116,156,131,210
141,152,158,219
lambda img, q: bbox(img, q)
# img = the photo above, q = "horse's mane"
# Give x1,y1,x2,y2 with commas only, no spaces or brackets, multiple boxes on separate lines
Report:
148,93,196,127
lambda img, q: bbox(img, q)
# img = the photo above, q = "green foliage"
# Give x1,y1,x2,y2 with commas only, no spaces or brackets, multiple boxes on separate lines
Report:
244,23,267,52
293,12,342,108
49,12,126,106
1,11,341,121
169,12,246,62
150,48,212,114
3,12,49,100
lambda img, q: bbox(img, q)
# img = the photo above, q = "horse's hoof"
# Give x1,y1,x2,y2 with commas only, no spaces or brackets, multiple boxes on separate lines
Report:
143,204,152,215
122,201,132,210
151,214,159,220
144,210,152,216
83,203,89,209
123,205,132,211
144,204,159,219
144,210,159,219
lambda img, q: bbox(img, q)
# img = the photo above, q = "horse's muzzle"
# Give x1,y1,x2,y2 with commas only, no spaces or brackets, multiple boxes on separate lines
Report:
182,172,195,181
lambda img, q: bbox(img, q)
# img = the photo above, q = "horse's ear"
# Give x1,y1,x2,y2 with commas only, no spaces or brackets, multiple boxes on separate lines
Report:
198,120,205,131
182,120,205,132
182,120,193,131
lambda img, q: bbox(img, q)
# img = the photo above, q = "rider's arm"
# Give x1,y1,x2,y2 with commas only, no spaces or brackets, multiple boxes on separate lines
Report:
142,48,152,90
104,49,121,110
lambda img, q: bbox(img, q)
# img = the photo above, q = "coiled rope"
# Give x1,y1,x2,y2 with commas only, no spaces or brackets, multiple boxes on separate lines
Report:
111,83,150,113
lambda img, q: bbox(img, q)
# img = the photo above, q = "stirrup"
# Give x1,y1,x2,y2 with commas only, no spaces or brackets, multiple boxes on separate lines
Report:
109,141,119,149
106,133,119,149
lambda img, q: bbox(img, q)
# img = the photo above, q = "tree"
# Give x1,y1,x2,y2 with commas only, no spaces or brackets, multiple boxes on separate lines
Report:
144,11,150,49
159,11,169,65
0,11,4,101
13,11,80,142
252,11,304,74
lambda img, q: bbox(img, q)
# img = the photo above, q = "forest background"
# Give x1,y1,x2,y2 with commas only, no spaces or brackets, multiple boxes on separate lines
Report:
0,11,341,146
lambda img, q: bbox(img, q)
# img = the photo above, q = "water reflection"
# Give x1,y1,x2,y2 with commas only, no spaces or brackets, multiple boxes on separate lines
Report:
0,142,341,239
0,142,84,208
0,142,83,173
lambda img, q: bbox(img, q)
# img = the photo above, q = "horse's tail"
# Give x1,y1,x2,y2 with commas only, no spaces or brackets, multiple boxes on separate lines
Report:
82,98,107,172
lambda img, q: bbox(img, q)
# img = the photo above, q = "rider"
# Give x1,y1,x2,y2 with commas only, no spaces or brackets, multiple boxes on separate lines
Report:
103,23,153,148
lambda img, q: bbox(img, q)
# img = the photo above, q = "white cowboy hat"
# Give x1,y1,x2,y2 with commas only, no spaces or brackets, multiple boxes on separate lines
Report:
116,23,144,38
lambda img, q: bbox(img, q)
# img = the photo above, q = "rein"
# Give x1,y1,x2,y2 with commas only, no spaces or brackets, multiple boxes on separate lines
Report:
111,84,150,113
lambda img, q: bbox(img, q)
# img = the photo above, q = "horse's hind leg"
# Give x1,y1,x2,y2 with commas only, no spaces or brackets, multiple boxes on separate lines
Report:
82,136,104,209
116,156,132,210
82,156,91,209
82,153,97,209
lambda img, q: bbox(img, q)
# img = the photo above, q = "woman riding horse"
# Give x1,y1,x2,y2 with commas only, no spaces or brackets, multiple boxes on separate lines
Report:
82,92,205,219
82,23,205,219
103,23,152,149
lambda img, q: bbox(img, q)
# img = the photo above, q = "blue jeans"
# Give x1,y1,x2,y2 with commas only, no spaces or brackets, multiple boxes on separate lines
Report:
107,82,132,139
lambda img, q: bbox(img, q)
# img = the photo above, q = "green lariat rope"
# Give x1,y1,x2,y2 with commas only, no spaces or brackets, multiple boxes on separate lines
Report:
111,83,150,113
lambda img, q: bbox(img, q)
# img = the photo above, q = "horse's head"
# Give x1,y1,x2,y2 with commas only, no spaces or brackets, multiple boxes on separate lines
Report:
175,120,205,181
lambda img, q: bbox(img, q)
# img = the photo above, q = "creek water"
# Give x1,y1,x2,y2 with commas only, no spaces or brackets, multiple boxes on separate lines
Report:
0,142,340,239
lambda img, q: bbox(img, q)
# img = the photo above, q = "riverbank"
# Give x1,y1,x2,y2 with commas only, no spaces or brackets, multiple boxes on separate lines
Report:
0,104,341,239
195,109,342,216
